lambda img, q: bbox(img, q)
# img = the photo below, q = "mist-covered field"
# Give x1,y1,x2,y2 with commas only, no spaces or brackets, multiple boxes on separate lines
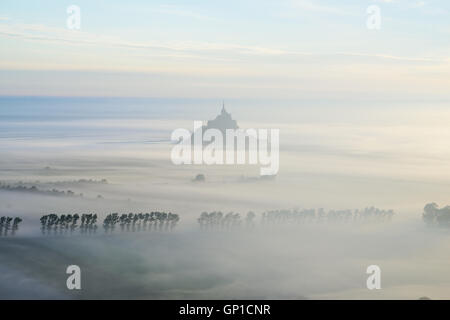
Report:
2,96,450,299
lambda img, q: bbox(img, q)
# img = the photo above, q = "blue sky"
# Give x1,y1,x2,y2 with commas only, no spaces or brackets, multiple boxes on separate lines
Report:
0,0,449,98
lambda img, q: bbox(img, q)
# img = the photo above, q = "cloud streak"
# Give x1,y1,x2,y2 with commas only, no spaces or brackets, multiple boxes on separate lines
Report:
289,0,355,16
0,19,445,67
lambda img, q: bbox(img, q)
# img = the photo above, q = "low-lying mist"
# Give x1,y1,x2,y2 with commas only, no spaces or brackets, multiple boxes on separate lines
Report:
2,98,450,299
1,219,449,299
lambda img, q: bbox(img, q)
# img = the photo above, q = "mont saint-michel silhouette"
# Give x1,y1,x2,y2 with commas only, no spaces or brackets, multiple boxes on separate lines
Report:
204,101,238,134
190,102,239,145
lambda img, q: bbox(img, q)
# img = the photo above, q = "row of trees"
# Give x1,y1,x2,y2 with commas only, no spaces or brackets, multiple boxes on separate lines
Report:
103,212,180,232
0,207,397,236
38,212,180,235
0,183,84,197
40,214,99,235
197,207,395,229
198,211,256,229
40,213,98,227
0,216,22,236
262,207,395,223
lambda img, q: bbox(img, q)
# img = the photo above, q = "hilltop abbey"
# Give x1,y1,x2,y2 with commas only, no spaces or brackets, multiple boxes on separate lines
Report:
170,102,280,176
203,101,239,134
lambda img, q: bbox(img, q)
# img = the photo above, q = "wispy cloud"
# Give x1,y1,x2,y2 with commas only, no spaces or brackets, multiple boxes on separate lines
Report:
289,0,354,15
1,19,445,66
376,0,447,14
0,20,283,56
0,21,449,75
150,4,218,21
333,52,445,64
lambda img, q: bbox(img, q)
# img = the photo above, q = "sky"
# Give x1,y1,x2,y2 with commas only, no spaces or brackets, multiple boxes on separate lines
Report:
0,0,449,98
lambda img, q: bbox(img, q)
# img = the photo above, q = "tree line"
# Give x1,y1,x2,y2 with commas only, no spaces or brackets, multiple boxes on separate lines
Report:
0,183,84,197
13,204,450,236
40,213,98,235
0,216,22,236
198,211,256,230
261,207,394,224
103,212,180,232
197,207,395,229
39,212,180,235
